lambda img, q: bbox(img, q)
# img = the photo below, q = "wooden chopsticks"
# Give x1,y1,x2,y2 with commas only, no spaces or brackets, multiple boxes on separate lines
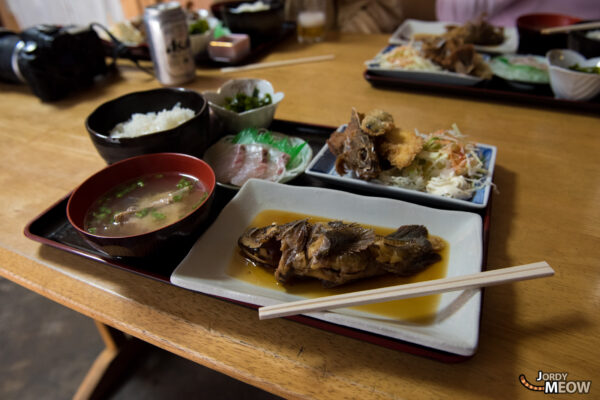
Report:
220,54,335,73
541,21,600,35
258,261,554,320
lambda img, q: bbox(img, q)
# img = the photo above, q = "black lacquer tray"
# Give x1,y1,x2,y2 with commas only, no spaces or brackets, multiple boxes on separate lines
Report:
364,71,600,113
24,119,492,362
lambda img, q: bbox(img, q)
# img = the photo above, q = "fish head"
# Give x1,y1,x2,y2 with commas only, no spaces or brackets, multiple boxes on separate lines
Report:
344,134,380,180
237,224,281,266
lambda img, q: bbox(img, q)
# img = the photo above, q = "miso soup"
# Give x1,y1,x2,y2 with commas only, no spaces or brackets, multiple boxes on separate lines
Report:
84,172,208,237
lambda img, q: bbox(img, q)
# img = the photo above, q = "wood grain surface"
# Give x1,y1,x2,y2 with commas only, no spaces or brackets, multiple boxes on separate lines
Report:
1,33,599,399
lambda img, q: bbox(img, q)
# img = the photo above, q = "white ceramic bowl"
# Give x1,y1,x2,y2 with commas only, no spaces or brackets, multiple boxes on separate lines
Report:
189,16,218,57
546,49,600,101
203,79,284,134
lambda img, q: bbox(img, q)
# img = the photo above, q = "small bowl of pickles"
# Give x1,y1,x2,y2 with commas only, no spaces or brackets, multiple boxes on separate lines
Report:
203,78,284,134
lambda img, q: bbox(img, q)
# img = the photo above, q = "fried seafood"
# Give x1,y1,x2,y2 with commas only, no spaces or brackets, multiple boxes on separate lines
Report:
327,108,427,177
327,109,492,200
445,15,504,46
420,35,492,79
361,109,395,136
377,128,424,170
238,219,443,287
327,108,380,180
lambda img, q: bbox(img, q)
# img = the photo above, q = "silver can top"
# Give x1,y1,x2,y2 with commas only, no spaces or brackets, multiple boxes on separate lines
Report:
144,2,183,17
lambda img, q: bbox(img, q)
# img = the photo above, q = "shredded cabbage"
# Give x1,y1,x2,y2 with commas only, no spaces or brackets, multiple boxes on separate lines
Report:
376,44,441,72
376,124,491,200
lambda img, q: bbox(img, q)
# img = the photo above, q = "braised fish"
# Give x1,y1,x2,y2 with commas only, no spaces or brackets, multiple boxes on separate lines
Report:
238,219,444,287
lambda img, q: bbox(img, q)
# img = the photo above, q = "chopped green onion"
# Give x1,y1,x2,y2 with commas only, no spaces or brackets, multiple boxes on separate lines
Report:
176,178,193,189
135,208,150,218
151,211,166,221
192,192,208,209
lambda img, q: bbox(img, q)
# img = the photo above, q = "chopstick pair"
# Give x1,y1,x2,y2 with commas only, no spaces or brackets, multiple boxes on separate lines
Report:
221,54,335,73
541,21,600,35
258,261,554,320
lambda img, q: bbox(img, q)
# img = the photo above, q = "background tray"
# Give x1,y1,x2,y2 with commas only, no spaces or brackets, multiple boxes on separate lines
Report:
102,22,295,68
24,119,492,362
364,70,600,113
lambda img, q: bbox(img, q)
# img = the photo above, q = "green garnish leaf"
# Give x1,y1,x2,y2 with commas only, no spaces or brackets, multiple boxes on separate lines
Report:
231,128,306,167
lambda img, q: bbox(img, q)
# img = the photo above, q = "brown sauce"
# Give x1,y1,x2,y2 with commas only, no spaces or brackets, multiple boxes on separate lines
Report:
228,210,449,324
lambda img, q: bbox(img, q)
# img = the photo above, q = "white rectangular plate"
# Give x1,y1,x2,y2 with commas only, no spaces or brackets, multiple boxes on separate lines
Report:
171,179,483,356
305,140,496,211
389,19,519,54
366,45,484,87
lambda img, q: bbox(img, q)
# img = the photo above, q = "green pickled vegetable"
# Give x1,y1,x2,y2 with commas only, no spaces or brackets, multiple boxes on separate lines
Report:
568,64,600,74
224,88,272,113
189,19,210,35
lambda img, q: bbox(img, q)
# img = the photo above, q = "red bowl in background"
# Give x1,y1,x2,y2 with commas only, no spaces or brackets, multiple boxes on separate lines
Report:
67,153,216,258
517,13,582,55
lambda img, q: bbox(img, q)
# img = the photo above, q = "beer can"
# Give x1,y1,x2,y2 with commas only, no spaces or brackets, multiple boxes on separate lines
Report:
144,2,195,85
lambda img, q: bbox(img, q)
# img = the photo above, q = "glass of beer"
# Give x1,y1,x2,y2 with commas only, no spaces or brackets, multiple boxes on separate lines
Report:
296,0,327,44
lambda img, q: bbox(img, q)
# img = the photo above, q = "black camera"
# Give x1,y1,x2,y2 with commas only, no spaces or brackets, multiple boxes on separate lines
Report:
0,24,108,101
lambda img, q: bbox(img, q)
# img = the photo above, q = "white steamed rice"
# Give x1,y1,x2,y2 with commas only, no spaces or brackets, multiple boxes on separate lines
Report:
110,103,195,139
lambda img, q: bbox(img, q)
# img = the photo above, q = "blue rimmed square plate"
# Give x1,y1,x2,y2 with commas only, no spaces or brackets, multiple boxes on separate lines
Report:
305,134,496,211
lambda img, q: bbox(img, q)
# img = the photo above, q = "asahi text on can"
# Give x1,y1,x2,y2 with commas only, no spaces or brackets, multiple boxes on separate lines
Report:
144,2,195,85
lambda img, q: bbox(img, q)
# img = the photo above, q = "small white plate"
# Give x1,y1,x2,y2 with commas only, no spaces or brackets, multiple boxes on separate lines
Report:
171,179,483,356
389,19,519,54
366,45,484,87
203,132,313,190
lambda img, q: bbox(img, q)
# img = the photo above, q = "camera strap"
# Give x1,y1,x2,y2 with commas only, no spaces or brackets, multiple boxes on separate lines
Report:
89,23,154,77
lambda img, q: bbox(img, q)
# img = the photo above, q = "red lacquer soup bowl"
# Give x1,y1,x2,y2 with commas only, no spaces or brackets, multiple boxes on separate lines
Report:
67,153,216,258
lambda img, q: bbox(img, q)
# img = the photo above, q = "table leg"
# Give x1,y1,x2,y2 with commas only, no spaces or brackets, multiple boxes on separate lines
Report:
73,320,149,400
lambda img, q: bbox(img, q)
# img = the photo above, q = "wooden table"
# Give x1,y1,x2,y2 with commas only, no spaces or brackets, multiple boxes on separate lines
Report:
1,33,598,399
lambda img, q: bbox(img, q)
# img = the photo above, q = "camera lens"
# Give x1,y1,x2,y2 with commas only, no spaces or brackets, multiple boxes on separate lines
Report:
0,31,25,83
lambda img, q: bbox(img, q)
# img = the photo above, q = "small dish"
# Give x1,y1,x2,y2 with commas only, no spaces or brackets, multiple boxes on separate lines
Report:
171,179,483,357
219,0,285,45
207,33,251,63
517,13,582,55
366,45,484,87
305,131,496,211
546,49,600,101
189,16,219,57
568,27,600,58
67,153,216,258
389,19,519,54
203,78,284,134
489,54,549,89
203,131,312,189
